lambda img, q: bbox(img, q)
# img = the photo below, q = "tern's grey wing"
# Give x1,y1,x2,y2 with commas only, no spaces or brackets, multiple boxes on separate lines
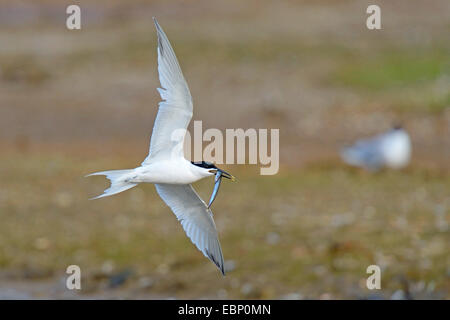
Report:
155,183,225,275
142,18,193,165
341,136,384,170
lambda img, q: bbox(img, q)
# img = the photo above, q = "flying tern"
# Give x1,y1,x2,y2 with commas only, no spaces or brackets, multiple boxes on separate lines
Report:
87,18,235,275
341,125,411,171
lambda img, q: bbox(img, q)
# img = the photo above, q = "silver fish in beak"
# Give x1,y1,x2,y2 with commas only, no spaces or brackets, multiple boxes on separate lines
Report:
207,168,236,209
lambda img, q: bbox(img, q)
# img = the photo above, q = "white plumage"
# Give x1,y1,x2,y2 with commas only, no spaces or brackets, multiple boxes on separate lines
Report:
87,18,234,275
341,127,412,171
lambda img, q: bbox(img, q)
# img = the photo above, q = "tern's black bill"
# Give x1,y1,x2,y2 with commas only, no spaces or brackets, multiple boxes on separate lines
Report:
218,169,236,181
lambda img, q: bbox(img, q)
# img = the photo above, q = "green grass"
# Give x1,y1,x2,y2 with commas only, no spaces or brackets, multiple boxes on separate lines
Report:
333,50,449,91
330,48,450,113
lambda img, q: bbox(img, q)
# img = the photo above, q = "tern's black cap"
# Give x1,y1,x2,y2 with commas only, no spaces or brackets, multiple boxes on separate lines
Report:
191,161,217,169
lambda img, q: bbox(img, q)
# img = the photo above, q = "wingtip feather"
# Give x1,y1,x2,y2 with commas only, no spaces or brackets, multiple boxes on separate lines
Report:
153,17,162,32
205,248,225,276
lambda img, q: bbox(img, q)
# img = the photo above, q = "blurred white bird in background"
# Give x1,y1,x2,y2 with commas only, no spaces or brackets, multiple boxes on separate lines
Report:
341,126,412,171
86,18,235,275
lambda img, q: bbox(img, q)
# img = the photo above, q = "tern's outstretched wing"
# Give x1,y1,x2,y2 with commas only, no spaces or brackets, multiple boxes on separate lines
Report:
142,18,193,165
155,183,225,275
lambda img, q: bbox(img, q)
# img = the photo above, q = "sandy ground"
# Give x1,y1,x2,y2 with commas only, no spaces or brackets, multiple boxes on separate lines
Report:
0,0,449,299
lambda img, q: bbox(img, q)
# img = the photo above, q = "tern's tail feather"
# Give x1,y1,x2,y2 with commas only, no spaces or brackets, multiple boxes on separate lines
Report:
340,147,363,167
86,169,138,200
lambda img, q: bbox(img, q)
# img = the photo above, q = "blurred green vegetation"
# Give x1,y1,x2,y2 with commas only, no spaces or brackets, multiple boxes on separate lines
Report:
331,48,450,113
333,50,448,90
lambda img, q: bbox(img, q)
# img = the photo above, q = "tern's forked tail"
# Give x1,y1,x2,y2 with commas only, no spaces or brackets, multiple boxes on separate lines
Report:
86,169,137,200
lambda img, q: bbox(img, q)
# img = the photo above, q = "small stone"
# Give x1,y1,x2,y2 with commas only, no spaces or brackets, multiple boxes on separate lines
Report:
241,283,253,296
101,260,115,275
319,293,332,300
33,237,50,250
265,232,280,245
55,192,73,208
224,260,237,272
280,292,303,300
391,290,406,300
217,289,228,299
138,276,154,289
